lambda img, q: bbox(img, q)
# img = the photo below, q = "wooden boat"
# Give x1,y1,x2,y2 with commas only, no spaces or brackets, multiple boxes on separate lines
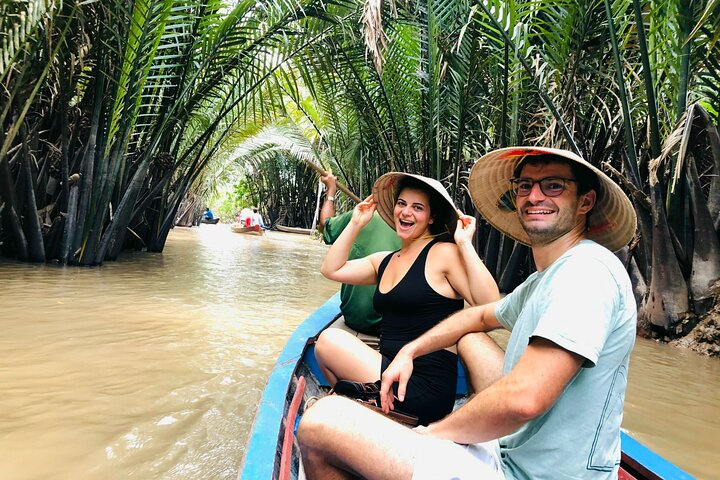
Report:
231,223,264,235
200,217,220,224
239,294,696,480
275,224,314,235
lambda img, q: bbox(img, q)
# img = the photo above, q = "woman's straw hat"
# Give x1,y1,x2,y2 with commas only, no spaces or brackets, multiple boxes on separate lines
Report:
372,172,459,239
468,146,636,252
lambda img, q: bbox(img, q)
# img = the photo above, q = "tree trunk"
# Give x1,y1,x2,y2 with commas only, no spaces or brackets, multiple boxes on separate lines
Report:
694,108,720,230
21,141,45,262
60,184,79,263
640,179,690,332
687,154,720,315
482,226,501,282
0,153,29,260
95,155,152,262
72,72,105,261
499,242,529,293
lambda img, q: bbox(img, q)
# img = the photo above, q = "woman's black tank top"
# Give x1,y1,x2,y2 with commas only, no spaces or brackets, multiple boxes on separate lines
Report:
373,239,464,359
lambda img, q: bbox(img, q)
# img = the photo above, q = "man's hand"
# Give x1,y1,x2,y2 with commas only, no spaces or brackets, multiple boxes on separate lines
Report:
454,212,476,246
379,347,415,413
320,172,337,193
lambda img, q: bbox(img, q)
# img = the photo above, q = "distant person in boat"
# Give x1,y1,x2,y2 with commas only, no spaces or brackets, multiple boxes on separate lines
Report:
238,207,253,226
250,208,269,229
298,147,638,479
318,172,401,347
315,172,500,426
203,207,214,220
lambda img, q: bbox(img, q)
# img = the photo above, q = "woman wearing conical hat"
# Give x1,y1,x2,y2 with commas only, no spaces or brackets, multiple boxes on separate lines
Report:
316,172,500,425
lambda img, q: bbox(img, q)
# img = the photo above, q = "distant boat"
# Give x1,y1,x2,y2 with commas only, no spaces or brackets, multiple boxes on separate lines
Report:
275,224,314,235
231,223,264,235
239,293,697,480
200,217,220,224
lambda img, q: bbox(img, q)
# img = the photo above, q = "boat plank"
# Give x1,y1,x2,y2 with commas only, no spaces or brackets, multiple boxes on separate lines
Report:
276,225,314,235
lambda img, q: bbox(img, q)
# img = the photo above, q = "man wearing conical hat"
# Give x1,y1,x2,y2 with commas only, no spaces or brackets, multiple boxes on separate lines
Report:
298,147,638,480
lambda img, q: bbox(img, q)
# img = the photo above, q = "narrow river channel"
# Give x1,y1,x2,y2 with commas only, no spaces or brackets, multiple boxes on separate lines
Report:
0,225,717,479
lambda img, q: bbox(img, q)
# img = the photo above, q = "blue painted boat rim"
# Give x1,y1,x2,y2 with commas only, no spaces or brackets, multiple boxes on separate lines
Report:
239,292,341,480
620,431,695,479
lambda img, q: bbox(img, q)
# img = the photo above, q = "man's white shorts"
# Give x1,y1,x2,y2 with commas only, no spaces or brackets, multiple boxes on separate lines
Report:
411,437,505,480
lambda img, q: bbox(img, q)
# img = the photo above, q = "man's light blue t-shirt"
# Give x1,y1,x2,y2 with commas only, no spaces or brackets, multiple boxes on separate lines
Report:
494,240,637,480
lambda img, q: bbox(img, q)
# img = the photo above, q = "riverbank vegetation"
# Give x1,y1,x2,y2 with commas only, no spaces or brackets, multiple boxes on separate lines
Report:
1,0,718,352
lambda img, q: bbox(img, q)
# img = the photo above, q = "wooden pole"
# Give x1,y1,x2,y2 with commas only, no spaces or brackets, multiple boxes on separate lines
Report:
300,158,361,203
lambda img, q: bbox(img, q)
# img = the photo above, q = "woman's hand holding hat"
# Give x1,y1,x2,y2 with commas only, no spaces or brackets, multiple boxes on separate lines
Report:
454,212,476,246
351,194,376,228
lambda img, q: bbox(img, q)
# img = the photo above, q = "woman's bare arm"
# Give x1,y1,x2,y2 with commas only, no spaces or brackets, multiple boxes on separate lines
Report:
320,196,388,285
444,214,499,306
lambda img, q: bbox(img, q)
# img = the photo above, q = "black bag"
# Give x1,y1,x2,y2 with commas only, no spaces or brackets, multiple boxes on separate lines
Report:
331,380,382,402
330,380,419,427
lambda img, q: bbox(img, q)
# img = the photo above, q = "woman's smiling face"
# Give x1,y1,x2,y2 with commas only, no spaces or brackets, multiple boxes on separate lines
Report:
393,187,434,239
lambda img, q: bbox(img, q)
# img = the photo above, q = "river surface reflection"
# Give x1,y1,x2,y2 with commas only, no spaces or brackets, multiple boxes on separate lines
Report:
0,225,717,479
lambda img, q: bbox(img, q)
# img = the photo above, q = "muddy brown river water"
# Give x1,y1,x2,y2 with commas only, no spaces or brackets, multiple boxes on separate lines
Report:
0,225,717,479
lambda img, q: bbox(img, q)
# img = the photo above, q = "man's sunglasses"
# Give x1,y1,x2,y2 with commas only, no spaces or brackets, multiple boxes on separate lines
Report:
509,177,577,197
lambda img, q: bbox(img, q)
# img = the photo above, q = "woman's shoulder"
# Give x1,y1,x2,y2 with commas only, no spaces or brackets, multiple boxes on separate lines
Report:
427,239,461,260
429,239,457,251
368,250,395,266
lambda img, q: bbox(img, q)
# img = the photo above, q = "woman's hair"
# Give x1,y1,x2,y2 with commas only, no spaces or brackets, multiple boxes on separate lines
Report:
394,176,454,240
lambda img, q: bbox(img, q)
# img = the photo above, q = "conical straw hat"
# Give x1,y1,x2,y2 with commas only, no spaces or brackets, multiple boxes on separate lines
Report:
468,147,636,252
372,172,459,239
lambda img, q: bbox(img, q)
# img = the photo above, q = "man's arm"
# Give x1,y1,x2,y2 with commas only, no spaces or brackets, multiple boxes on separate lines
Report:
424,338,584,444
320,196,380,285
380,303,502,411
317,173,337,234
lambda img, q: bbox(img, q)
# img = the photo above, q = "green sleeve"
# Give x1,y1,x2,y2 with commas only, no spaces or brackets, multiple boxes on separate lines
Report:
322,210,353,245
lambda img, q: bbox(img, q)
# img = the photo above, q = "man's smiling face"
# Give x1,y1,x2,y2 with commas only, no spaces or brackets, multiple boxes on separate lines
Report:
515,161,586,246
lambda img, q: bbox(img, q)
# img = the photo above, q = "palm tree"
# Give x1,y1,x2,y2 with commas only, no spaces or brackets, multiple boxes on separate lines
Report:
1,0,359,263
1,0,718,345
291,0,719,339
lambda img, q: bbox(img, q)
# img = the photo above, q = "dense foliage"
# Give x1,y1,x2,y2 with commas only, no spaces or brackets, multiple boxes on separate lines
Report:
1,0,719,340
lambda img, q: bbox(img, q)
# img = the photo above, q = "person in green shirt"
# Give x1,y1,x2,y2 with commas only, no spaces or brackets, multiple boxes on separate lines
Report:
319,172,401,340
